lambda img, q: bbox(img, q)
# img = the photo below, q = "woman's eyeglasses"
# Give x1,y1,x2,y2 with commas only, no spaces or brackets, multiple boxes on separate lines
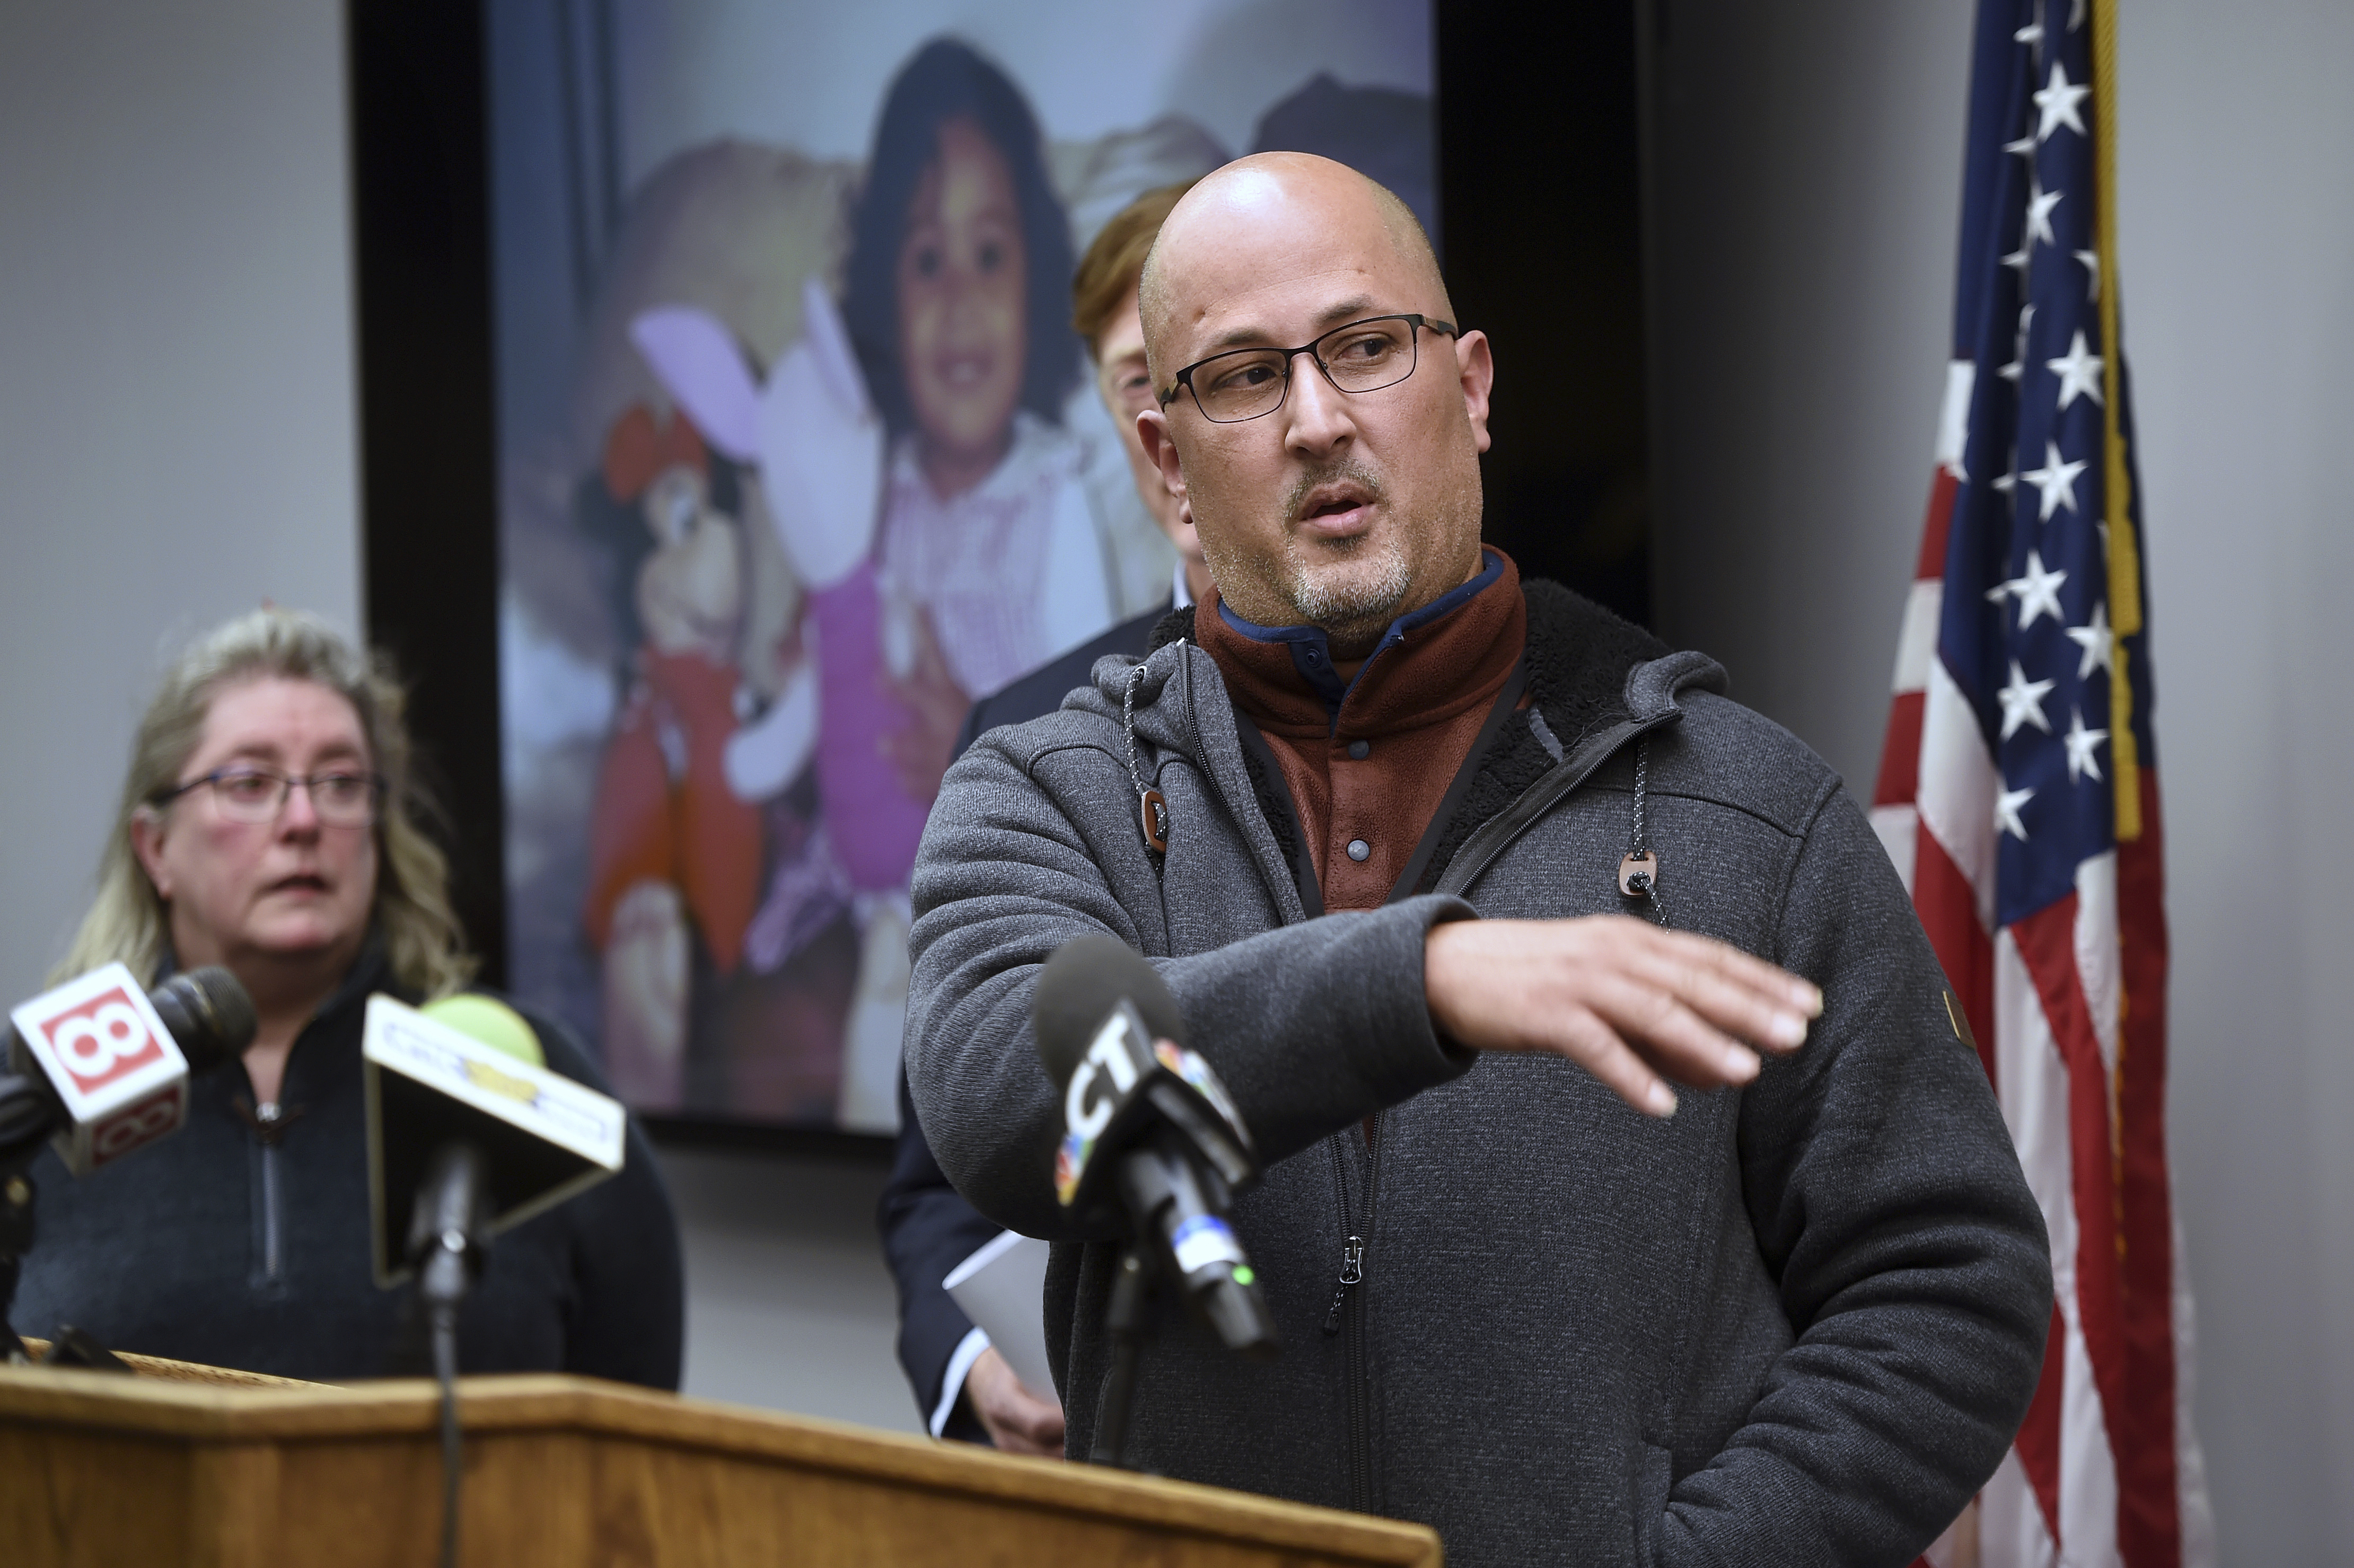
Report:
154,767,385,827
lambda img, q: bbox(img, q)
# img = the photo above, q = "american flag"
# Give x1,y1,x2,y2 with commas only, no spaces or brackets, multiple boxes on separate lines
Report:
1869,3,2214,1565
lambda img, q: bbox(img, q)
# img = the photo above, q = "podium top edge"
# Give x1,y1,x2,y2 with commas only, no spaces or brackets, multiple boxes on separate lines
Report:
0,1368,1440,1564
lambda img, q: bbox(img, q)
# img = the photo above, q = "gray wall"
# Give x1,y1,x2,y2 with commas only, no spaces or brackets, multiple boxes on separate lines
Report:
1646,1,2354,1558
0,0,363,998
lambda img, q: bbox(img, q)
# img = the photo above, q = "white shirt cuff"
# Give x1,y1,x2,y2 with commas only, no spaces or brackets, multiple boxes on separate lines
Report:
930,1325,992,1438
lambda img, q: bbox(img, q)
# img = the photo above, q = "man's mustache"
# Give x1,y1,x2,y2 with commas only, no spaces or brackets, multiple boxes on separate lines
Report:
1282,458,1387,524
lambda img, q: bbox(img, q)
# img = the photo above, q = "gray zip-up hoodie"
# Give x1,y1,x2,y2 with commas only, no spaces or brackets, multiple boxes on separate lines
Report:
905,582,2050,1568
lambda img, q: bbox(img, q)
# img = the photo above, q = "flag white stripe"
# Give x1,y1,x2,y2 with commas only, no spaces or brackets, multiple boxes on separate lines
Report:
2172,1208,2218,1566
1936,359,1978,476
2072,851,2120,1072
1991,929,2123,1568
1917,657,2000,931
2059,1276,2123,1567
1893,578,1945,694
1982,1447,2060,1568
1993,932,2075,1297
1869,803,1919,892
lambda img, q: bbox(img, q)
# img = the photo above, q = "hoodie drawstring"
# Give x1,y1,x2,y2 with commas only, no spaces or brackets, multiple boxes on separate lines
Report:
1125,658,1169,860
1617,737,1666,926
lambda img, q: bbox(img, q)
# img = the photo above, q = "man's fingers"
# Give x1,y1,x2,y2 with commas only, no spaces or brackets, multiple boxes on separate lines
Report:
1422,917,1821,1113
1016,1406,1068,1446
1551,1007,1681,1118
969,1349,1068,1456
997,1385,1066,1451
1617,944,1813,1055
1586,974,1766,1089
1646,926,1824,1021
989,1420,1063,1457
1580,923,1817,1053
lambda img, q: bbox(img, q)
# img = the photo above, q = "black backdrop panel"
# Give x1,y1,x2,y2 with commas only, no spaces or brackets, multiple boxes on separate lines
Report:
349,0,506,991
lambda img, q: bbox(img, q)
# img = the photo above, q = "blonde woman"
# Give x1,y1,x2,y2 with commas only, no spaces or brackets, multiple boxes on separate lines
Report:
10,608,681,1386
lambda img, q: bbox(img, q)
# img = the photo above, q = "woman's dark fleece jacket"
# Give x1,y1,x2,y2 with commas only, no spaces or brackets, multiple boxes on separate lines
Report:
905,573,2053,1567
10,945,682,1388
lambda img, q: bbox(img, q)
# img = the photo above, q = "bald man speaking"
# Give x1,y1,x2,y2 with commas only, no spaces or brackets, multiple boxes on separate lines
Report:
904,155,2050,1566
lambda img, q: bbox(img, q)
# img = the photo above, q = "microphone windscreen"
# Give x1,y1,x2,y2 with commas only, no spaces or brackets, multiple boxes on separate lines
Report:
1033,935,1184,1090
420,993,546,1068
150,967,257,1072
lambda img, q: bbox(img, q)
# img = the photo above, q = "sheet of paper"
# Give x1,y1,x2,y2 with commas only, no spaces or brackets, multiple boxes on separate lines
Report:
943,1229,1055,1400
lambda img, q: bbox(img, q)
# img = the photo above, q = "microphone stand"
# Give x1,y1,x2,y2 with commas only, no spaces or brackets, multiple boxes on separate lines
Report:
1,1168,34,1365
1085,1109,1279,1470
0,1074,164,1370
407,1142,490,1568
1,1071,56,1363
1087,1243,1155,1469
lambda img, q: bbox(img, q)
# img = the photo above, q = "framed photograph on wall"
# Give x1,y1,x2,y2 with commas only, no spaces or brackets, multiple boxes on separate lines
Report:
486,3,1436,1138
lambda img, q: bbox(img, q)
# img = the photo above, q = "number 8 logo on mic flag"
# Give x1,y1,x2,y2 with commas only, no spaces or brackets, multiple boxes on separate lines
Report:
11,961,193,1176
46,991,164,1089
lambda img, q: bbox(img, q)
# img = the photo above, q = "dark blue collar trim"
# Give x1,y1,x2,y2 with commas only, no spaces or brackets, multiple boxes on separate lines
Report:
1217,547,1506,725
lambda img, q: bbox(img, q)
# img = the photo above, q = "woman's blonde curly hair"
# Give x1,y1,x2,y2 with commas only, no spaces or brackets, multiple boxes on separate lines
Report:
55,606,475,999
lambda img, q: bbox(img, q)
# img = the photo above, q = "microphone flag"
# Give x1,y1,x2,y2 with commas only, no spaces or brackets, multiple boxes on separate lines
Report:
362,994,625,1288
10,962,191,1175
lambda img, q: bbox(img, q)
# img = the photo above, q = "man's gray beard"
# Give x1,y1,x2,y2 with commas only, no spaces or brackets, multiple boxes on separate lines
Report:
1271,456,1412,629
1284,532,1412,628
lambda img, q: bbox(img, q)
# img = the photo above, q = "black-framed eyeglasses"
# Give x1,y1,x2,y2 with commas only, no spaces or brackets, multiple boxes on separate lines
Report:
1160,313,1458,424
153,766,386,827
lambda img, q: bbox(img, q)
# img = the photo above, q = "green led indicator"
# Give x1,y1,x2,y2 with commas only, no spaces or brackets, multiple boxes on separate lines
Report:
1232,1266,1255,1286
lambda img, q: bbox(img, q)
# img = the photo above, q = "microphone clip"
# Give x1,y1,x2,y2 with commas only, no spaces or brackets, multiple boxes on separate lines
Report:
406,1142,492,1314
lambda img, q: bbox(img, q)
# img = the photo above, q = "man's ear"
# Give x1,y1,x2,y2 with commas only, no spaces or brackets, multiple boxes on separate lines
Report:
1453,329,1495,455
1137,408,1188,503
129,806,174,902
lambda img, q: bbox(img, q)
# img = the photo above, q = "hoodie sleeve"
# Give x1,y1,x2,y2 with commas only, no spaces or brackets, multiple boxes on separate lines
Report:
903,730,1478,1245
1658,783,2053,1566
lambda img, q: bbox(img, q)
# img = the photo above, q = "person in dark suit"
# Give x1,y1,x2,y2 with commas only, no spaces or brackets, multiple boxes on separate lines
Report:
877,182,1210,1450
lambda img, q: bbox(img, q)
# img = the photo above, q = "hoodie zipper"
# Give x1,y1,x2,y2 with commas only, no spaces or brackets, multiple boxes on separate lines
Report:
237,1095,305,1292
1323,1112,1385,1514
254,1102,285,1288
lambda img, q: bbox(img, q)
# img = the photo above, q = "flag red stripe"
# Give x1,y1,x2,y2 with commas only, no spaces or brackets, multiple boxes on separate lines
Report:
2115,773,2181,1566
1917,468,1959,580
2010,896,2133,1470
1874,690,1925,807
1910,823,1996,1086
2013,1300,2069,1547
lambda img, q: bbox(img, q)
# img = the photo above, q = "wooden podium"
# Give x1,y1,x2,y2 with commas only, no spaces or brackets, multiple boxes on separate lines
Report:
0,1360,1441,1566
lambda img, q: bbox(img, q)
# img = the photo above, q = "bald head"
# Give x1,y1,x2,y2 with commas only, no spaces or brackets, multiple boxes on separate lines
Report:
1129,151,1492,656
1137,153,1451,383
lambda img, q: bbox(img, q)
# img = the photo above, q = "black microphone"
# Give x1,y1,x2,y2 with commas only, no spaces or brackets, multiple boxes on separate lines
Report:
1033,935,1277,1359
149,968,262,1073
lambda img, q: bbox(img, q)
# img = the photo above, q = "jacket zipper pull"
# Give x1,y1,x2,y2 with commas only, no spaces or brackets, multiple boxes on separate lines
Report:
1321,1235,1365,1335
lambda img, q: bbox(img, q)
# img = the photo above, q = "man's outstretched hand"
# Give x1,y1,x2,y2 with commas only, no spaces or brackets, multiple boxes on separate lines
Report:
1424,916,1823,1117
